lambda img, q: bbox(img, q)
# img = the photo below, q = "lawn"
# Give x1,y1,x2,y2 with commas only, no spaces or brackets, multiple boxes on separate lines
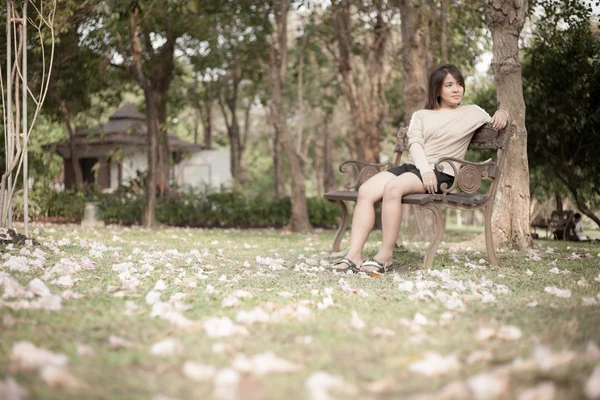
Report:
1,223,599,400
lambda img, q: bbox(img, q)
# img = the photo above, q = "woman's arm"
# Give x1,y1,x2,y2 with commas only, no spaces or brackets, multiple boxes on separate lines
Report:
490,109,509,130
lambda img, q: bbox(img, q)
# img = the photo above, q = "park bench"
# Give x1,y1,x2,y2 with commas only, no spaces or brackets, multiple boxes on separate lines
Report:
324,123,510,269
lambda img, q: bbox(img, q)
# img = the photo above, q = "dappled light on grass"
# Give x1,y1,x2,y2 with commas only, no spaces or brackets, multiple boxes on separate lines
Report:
1,223,600,398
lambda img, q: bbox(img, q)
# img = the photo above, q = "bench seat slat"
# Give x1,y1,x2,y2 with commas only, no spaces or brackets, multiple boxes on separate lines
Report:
325,191,488,206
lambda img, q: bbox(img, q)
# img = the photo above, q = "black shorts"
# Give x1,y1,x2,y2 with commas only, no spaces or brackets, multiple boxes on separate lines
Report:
387,163,454,193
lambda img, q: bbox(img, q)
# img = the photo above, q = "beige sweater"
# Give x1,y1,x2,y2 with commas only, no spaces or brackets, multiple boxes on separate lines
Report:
407,105,491,176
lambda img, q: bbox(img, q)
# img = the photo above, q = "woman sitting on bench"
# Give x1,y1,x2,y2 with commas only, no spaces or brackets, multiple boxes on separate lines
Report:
327,63,509,274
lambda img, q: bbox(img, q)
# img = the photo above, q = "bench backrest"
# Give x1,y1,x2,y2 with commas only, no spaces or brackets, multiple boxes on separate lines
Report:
393,123,510,200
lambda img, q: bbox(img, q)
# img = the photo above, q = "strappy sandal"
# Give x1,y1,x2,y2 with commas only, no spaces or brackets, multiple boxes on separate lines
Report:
325,258,360,273
359,258,391,275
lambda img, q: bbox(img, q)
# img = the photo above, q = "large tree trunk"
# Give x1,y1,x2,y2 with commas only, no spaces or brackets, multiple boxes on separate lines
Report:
128,9,158,228
156,96,170,196
486,0,532,249
218,75,248,186
269,0,311,232
440,0,450,63
399,0,430,119
273,130,286,197
202,101,214,149
56,95,83,188
331,1,391,163
142,92,160,228
399,0,435,240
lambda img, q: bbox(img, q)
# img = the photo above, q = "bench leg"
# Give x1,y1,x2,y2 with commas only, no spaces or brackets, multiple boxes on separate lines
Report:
329,200,349,252
421,204,444,269
484,205,498,266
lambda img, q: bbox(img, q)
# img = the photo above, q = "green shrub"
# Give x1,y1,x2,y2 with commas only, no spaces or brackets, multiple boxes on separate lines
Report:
29,185,340,228
30,185,90,221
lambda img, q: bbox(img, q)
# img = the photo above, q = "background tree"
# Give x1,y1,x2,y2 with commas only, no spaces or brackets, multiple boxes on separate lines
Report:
325,0,397,163
524,0,600,226
268,0,311,232
43,1,119,189
100,0,212,227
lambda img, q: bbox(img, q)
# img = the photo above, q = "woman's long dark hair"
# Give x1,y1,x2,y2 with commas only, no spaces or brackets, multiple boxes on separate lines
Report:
425,64,465,110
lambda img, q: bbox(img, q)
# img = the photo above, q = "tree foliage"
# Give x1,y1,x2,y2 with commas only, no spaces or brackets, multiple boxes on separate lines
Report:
523,0,600,226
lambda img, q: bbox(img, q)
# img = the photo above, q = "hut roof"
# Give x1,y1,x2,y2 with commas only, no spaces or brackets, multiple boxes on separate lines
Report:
53,103,203,157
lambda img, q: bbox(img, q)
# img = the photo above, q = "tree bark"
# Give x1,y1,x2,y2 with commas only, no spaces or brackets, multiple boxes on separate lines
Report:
555,193,563,212
323,115,336,193
486,0,532,248
203,102,213,149
128,9,158,228
269,0,311,232
218,71,248,186
331,1,391,163
399,0,430,120
55,94,84,188
440,0,450,63
273,128,286,198
399,0,435,240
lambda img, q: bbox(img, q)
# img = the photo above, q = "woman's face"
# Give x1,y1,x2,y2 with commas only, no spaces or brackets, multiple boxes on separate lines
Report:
438,73,464,109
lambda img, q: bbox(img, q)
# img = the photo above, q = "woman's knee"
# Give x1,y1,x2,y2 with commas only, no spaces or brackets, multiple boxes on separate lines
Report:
383,181,404,200
357,184,380,203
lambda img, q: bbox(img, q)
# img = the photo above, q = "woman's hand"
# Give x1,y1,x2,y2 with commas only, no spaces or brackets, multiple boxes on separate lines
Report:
422,171,437,194
490,110,509,131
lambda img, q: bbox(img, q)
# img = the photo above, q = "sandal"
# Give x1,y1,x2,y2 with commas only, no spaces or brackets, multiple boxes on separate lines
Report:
325,258,360,273
359,258,391,275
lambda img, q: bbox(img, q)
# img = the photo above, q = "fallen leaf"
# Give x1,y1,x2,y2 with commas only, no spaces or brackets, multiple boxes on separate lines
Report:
585,365,600,399
544,286,571,298
468,369,510,400
232,352,301,376
182,361,217,381
365,376,396,395
29,279,51,297
371,327,396,337
497,325,522,341
305,371,357,400
350,311,366,330
214,368,240,400
10,341,68,371
0,376,26,400
151,338,184,356
517,381,556,400
39,365,86,389
203,317,249,338
409,352,460,376
108,335,134,350
75,343,95,357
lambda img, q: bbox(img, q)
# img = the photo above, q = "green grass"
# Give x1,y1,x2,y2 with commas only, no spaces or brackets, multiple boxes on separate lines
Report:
1,223,599,399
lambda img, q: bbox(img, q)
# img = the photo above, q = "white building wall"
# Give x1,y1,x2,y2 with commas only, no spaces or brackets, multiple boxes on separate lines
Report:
174,150,232,190
110,148,148,190
109,148,231,191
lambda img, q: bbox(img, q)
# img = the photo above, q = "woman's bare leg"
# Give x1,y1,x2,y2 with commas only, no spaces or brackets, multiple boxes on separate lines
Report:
367,172,425,268
331,171,396,269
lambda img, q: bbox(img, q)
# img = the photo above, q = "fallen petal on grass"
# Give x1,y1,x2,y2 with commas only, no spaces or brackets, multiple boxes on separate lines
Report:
517,381,556,400
350,311,366,330
305,371,358,400
232,352,301,376
151,338,184,356
585,365,600,400
467,369,510,400
409,352,460,376
10,342,68,371
40,365,86,389
182,361,217,382
544,286,571,298
0,376,26,400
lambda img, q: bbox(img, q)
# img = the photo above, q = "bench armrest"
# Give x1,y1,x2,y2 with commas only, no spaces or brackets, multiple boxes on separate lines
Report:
339,160,388,190
434,157,497,195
